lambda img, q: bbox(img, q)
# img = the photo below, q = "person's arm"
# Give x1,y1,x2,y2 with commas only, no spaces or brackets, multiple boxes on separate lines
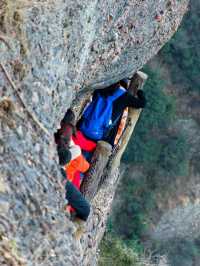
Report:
61,169,90,221
126,90,146,108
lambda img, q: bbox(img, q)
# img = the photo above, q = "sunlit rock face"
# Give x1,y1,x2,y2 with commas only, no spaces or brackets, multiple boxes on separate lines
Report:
0,0,188,265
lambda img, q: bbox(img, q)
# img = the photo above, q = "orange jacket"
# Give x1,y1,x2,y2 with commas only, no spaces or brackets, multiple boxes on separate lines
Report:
114,107,128,145
64,154,90,182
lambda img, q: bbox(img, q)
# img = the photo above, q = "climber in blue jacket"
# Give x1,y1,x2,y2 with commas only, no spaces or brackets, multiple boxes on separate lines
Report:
77,78,146,146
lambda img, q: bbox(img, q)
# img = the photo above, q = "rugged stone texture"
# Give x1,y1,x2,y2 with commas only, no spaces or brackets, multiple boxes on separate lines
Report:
0,0,188,265
152,203,200,241
0,0,188,131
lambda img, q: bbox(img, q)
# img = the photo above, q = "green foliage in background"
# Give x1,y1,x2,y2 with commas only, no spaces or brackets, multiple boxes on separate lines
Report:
158,134,189,177
111,175,155,241
160,1,200,92
99,233,143,266
122,67,189,178
158,238,200,266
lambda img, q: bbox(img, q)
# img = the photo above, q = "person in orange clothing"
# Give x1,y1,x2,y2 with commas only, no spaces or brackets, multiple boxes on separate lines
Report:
72,130,97,152
55,108,90,186
62,140,90,214
58,149,90,221
64,139,90,184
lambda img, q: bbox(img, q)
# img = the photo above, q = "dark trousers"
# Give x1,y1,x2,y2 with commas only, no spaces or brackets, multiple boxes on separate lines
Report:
65,181,90,221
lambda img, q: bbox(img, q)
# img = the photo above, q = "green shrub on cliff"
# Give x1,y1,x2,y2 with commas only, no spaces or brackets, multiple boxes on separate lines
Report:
99,233,142,266
160,1,200,92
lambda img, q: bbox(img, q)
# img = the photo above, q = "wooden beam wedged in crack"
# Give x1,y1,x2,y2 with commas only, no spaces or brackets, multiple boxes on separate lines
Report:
99,70,148,188
81,141,112,201
108,70,148,174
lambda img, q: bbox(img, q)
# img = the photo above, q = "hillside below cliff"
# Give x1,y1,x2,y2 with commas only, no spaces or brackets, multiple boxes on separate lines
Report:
0,1,188,265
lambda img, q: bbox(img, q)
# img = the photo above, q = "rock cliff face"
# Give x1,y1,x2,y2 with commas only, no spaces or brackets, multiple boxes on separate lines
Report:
0,0,188,265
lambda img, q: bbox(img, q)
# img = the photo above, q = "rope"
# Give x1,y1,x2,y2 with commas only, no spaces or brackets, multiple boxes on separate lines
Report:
0,63,50,137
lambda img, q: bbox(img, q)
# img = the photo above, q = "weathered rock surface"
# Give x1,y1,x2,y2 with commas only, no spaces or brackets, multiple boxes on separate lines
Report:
0,0,188,265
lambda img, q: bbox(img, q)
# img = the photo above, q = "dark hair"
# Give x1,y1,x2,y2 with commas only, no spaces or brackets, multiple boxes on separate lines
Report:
119,79,129,89
98,83,120,97
101,79,129,96
61,109,75,126
57,147,71,166
60,168,66,178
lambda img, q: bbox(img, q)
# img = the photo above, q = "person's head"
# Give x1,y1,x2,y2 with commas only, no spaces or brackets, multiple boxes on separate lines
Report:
61,109,75,127
119,78,129,90
57,147,71,166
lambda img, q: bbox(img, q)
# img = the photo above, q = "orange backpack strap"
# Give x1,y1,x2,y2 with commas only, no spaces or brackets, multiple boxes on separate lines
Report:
114,107,129,146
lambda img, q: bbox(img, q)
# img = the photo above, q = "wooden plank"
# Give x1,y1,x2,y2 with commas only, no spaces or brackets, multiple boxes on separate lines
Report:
80,141,112,201
99,71,148,187
110,71,148,171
